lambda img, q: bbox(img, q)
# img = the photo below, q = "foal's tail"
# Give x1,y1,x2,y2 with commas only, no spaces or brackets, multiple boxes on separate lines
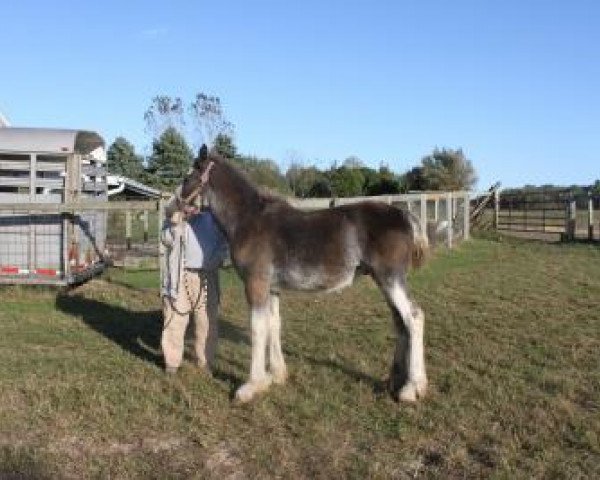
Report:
407,212,429,269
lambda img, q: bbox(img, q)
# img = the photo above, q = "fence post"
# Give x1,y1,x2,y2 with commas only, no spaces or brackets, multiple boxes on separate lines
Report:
463,192,470,240
588,193,594,241
434,198,439,222
566,199,576,241
158,199,165,289
125,210,132,250
420,194,427,240
142,210,149,243
494,189,500,230
446,192,453,248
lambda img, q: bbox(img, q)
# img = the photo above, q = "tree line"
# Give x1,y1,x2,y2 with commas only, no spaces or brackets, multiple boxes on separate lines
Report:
107,93,479,196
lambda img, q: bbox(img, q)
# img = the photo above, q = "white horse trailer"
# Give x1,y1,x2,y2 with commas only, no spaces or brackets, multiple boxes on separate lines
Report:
0,127,108,285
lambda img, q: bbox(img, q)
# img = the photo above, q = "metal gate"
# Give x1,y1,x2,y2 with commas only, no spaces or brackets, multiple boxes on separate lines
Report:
497,190,600,241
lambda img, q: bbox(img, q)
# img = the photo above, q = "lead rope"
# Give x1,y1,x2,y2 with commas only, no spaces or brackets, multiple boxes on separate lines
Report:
163,230,204,331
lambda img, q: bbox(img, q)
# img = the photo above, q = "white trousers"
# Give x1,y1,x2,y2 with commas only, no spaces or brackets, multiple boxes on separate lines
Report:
161,269,220,371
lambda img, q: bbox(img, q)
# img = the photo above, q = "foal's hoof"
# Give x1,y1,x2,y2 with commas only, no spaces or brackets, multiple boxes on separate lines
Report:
271,368,288,385
397,378,427,402
234,377,272,403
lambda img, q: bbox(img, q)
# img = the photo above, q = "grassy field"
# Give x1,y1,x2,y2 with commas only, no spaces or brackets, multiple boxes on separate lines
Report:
0,235,599,478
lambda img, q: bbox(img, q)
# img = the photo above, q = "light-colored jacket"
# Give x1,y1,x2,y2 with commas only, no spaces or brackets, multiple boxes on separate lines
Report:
160,194,228,299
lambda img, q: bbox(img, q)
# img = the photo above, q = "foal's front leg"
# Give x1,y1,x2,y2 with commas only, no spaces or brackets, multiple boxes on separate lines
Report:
268,293,287,384
235,278,273,403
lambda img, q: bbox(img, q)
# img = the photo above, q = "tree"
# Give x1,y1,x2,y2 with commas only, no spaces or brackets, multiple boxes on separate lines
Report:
189,93,234,148
309,176,332,197
419,148,477,191
106,137,144,180
342,155,364,169
143,96,185,140
363,165,403,195
213,133,237,160
147,127,193,188
143,92,234,152
286,165,324,198
329,166,365,197
405,166,427,191
234,154,291,194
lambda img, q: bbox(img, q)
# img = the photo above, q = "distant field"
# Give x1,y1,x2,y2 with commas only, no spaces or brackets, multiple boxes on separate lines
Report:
0,236,599,478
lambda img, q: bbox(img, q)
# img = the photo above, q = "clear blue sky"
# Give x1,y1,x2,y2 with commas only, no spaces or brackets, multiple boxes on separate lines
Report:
1,0,599,190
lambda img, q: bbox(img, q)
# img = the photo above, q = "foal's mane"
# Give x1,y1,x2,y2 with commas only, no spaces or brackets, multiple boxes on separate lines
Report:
210,153,292,211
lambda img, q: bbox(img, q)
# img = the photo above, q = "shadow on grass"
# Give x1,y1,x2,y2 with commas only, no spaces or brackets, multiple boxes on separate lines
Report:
54,294,388,397
55,294,164,367
283,346,388,396
216,316,387,397
54,295,251,375
0,446,54,480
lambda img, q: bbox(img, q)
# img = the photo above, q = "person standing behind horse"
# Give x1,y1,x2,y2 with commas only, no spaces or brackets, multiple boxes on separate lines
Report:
160,192,228,374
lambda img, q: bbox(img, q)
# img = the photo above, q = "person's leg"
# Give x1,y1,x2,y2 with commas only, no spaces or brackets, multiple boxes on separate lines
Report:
161,294,190,374
190,271,210,369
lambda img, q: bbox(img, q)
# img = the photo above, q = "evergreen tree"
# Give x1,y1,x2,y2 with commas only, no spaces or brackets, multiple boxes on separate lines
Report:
329,166,365,197
147,127,193,188
234,154,291,194
106,137,144,180
213,133,237,159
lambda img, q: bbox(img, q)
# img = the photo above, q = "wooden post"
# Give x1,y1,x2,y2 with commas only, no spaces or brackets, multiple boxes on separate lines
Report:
463,192,470,240
542,197,547,232
142,210,149,243
588,193,594,241
125,210,132,250
420,194,427,241
158,199,165,288
566,199,576,241
446,192,453,248
524,193,528,232
494,189,500,230
434,199,439,222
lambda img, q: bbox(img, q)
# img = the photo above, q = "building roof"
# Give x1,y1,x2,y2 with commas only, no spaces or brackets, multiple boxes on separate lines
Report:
0,127,104,155
106,174,163,199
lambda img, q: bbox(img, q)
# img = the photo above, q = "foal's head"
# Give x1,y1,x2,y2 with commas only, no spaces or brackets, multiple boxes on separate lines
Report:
180,144,215,205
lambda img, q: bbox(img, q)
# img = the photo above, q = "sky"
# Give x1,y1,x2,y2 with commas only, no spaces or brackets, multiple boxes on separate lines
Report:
1,0,599,190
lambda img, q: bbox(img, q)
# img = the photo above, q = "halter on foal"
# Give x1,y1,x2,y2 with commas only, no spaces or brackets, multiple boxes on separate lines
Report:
180,145,429,403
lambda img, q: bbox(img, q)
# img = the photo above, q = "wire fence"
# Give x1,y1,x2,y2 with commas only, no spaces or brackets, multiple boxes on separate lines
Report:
0,200,162,285
1,191,470,285
292,191,471,248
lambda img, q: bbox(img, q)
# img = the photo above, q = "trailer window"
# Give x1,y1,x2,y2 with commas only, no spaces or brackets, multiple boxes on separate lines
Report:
0,153,30,161
37,155,67,163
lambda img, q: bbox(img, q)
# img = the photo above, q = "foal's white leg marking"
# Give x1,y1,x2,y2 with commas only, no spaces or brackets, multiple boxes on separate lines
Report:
389,282,427,401
267,295,287,384
235,305,273,403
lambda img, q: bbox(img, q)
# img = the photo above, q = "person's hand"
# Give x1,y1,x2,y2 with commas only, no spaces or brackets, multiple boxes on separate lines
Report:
182,204,199,219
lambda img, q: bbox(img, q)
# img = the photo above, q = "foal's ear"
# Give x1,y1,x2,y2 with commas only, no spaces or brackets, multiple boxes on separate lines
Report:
194,144,208,169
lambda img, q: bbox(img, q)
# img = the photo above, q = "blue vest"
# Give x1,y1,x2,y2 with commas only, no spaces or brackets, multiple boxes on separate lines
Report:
185,211,228,270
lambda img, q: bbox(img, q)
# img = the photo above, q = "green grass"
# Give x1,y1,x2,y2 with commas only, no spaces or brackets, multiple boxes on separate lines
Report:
0,236,599,478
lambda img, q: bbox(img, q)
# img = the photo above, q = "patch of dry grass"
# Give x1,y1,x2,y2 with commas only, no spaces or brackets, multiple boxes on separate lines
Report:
0,236,599,478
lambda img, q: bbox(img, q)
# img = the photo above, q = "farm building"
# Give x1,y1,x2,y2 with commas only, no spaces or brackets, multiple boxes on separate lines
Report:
0,126,109,285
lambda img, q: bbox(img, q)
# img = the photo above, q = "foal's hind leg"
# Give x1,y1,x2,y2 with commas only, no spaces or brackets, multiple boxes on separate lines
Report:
385,280,427,402
267,294,287,384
